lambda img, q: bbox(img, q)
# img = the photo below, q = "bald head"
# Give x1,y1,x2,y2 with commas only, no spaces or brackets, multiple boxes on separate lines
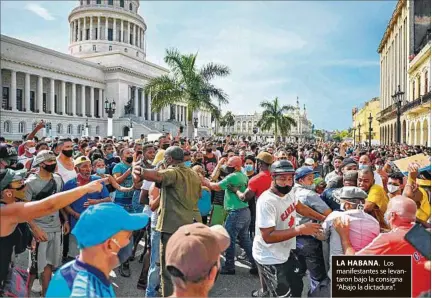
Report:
387,195,417,222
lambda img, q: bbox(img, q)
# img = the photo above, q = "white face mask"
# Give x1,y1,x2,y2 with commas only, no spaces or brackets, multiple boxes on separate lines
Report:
28,147,36,154
387,184,400,194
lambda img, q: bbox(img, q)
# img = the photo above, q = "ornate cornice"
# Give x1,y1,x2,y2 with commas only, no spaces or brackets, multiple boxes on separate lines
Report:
104,66,156,80
1,56,106,85
378,0,406,53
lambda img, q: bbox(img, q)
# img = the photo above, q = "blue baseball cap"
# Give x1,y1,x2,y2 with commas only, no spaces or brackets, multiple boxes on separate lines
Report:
72,203,149,249
295,166,315,181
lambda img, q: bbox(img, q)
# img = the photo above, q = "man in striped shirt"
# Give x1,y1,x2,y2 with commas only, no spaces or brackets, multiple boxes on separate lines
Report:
46,203,149,297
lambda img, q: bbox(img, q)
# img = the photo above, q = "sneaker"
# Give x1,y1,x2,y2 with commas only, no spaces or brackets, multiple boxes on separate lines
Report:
237,250,247,261
220,267,236,275
251,289,270,297
31,279,42,293
120,262,131,277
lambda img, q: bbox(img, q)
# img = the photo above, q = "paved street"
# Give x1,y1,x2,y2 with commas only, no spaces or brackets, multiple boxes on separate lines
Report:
17,240,309,297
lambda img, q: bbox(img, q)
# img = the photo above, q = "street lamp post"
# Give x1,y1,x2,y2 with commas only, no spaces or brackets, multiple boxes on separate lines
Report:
193,117,198,138
357,123,361,147
129,118,133,139
104,99,116,137
85,118,89,137
368,113,373,148
391,85,404,144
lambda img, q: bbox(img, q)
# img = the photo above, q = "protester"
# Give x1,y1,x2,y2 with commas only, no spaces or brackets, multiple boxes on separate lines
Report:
46,203,149,297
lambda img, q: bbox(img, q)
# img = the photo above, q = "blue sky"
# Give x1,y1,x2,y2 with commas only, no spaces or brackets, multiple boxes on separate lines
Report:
0,1,397,130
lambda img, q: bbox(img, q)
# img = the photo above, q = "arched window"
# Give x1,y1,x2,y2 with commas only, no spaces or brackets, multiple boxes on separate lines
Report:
67,124,73,134
120,0,124,7
95,126,100,135
108,0,113,5
18,121,25,133
3,121,11,133
129,3,133,10
57,123,63,134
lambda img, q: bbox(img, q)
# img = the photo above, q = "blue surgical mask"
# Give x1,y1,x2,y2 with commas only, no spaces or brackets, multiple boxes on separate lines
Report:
96,168,106,175
244,164,254,172
358,164,367,170
106,153,113,159
184,161,192,168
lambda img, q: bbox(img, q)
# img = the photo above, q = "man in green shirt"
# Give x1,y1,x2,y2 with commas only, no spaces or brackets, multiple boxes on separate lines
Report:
204,156,258,275
132,146,202,297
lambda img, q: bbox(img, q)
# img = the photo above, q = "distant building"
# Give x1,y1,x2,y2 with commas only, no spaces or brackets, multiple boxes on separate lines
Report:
377,0,430,146
220,97,313,142
352,97,381,145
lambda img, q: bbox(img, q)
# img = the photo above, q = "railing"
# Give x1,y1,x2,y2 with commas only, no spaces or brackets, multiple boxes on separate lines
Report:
70,4,145,23
377,103,396,119
401,91,431,113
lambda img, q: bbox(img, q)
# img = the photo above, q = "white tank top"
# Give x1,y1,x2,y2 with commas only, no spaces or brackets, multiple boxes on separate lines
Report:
56,158,77,184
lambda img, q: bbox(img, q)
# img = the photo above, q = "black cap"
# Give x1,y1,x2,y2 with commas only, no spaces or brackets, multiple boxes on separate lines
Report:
270,160,295,175
341,158,357,168
0,144,18,160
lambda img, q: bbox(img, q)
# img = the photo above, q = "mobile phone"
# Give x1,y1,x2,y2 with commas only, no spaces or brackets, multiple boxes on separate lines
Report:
404,223,431,260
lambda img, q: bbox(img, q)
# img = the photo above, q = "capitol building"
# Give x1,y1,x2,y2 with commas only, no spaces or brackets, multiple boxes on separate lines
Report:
1,0,213,140
220,98,314,142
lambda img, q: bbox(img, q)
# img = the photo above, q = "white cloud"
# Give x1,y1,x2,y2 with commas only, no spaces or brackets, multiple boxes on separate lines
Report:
25,3,55,21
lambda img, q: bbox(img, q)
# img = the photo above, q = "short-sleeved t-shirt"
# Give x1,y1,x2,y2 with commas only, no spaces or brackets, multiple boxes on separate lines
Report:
156,164,202,234
356,225,430,298
253,190,298,265
218,171,249,211
366,184,389,213
25,173,64,233
248,170,272,199
112,162,134,204
152,149,165,166
62,175,109,229
291,184,330,225
46,259,115,297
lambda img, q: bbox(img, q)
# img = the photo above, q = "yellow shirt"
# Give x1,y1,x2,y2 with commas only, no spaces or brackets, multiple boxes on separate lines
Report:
367,184,389,213
152,149,165,166
416,179,431,222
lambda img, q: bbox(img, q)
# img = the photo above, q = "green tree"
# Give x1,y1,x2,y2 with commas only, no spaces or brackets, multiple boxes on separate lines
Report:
257,97,297,139
145,48,230,137
313,129,325,140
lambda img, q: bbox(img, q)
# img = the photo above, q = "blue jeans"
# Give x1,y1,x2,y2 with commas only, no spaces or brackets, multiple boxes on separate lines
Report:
145,228,161,297
223,207,255,270
115,202,135,262
132,190,144,213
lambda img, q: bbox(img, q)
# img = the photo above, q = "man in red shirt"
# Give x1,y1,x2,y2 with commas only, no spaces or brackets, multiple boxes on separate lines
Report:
236,151,274,201
334,195,430,298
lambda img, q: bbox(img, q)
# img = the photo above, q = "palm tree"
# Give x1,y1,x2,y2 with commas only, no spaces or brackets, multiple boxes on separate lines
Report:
145,48,230,137
219,111,235,133
257,97,297,140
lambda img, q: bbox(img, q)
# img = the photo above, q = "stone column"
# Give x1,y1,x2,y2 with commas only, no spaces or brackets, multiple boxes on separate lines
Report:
121,20,124,42
37,76,43,113
70,22,73,43
127,21,130,44
61,81,66,114
133,23,136,46
134,87,139,116
147,92,152,120
25,73,30,112
90,87,95,117
89,16,93,40
71,83,76,116
97,17,101,40
83,17,87,40
113,18,117,41
10,70,16,111
105,17,108,40
50,78,55,114
140,89,145,118
78,18,81,41
81,85,86,116
98,89,103,118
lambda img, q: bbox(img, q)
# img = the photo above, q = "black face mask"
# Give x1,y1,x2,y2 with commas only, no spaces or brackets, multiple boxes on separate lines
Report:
275,184,291,195
162,144,170,150
43,163,57,173
226,167,236,174
125,157,133,164
62,150,73,158
196,158,203,164
206,148,212,153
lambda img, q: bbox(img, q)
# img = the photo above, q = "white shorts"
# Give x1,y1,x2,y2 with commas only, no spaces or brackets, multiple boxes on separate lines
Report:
32,232,62,274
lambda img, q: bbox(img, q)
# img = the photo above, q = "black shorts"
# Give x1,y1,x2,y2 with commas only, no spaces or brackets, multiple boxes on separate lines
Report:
256,250,306,297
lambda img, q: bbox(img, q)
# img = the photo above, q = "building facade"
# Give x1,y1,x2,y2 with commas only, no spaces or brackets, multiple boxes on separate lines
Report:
1,0,213,140
352,97,381,145
220,98,313,142
377,0,430,146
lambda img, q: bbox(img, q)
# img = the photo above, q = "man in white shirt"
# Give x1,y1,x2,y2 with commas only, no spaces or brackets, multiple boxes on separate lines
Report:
252,160,325,297
324,156,343,184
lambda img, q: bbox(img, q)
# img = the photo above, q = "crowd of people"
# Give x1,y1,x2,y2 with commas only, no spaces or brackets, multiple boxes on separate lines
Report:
0,119,431,297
